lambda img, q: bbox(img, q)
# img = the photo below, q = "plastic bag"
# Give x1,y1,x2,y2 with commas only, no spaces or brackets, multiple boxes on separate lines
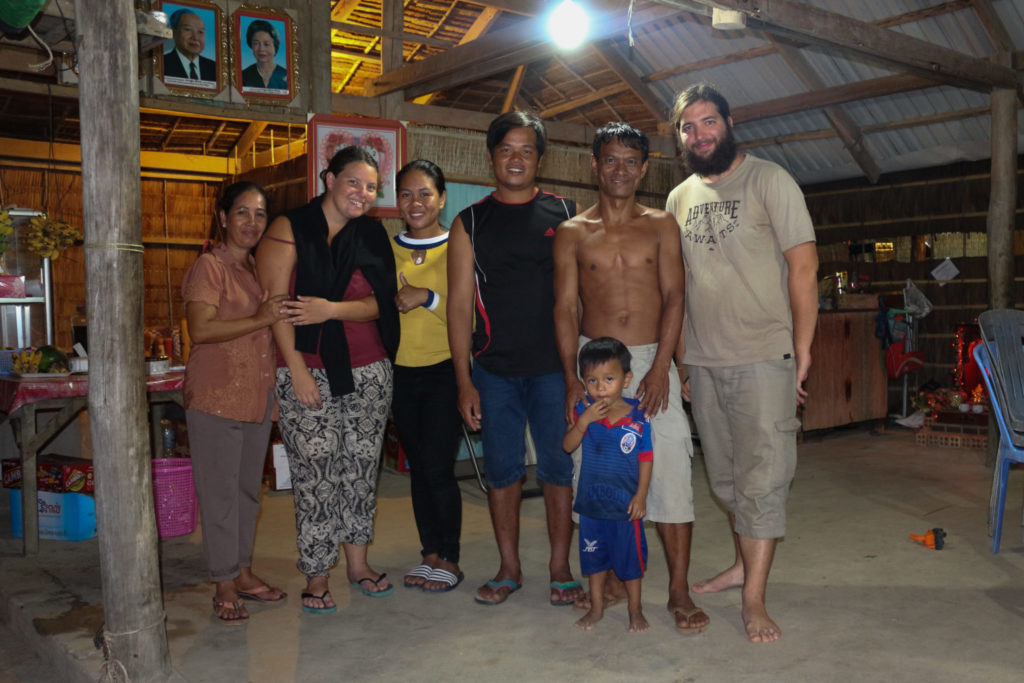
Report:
904,279,932,318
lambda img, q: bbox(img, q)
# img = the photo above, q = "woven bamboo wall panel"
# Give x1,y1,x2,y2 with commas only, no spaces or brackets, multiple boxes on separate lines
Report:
407,125,683,202
2,165,215,349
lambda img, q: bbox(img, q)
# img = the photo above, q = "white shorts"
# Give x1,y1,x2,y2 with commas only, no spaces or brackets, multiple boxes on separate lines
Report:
572,336,694,524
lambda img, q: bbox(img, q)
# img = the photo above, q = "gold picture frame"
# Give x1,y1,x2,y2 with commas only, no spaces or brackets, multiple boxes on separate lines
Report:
231,5,297,103
158,0,226,97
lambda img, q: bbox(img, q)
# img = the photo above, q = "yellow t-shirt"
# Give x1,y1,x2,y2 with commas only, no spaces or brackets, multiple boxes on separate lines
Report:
391,231,450,367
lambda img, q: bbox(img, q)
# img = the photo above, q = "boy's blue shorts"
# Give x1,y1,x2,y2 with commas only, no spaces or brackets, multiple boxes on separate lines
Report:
578,514,647,581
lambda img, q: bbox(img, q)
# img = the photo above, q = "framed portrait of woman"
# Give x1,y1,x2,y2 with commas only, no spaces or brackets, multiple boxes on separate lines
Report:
231,6,297,102
158,0,226,96
308,115,407,218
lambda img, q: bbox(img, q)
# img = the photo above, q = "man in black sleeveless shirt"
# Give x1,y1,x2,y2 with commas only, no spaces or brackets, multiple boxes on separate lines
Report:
448,111,584,607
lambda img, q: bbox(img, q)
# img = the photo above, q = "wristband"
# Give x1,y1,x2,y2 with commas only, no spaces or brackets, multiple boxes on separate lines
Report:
422,290,438,311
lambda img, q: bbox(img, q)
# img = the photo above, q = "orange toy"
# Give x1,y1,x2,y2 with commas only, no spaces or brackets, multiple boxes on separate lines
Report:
909,528,946,550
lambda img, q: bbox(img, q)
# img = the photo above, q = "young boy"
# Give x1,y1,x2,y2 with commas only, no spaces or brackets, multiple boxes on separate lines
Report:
562,337,653,632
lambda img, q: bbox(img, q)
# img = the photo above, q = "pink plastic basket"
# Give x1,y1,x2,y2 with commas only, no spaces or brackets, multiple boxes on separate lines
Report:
151,458,197,538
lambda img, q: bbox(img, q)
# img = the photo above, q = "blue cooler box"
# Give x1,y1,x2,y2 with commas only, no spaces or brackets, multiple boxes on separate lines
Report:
9,489,97,541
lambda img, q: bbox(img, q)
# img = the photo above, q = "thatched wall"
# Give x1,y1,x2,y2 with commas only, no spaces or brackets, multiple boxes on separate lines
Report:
406,124,686,217
0,166,219,349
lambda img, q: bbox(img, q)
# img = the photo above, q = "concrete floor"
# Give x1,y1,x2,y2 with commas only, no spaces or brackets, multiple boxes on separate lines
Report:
0,426,1022,683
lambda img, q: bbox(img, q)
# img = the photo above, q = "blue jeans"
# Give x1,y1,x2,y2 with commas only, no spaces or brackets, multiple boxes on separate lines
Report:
472,364,572,488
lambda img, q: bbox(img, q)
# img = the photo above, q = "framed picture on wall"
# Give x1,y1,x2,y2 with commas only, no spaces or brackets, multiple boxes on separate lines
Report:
159,0,225,95
232,6,296,102
307,115,407,218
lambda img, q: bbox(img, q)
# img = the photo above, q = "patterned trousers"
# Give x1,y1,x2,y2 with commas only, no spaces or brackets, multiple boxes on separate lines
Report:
276,361,393,577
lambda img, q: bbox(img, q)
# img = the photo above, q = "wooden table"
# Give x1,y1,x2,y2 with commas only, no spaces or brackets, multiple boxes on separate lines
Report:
0,371,183,554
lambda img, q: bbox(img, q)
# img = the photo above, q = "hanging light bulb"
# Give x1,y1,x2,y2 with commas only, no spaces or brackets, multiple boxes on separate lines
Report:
548,0,589,50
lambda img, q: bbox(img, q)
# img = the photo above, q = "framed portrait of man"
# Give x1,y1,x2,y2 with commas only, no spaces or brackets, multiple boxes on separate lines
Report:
159,0,224,95
307,115,406,218
232,6,296,102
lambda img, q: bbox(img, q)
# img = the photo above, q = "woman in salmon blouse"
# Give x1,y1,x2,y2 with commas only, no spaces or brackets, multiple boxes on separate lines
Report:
182,181,289,624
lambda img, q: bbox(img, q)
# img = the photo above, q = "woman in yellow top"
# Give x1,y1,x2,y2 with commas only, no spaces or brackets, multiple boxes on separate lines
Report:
391,160,464,592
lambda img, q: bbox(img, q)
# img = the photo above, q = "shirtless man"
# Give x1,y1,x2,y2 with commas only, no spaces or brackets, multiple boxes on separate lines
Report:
554,122,709,634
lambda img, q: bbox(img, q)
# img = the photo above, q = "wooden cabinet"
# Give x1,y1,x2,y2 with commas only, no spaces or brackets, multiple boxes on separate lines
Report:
801,310,888,431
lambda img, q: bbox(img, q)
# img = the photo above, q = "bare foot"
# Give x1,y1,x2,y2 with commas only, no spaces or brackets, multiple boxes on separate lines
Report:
573,588,627,611
574,608,604,630
627,609,650,633
743,604,781,643
692,564,744,594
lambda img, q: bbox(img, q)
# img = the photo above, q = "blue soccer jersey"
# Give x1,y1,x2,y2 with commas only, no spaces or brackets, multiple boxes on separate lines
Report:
573,397,653,520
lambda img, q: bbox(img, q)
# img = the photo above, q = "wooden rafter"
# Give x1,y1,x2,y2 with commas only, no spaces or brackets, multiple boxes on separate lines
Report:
502,65,526,113
365,4,675,98
739,105,995,150
770,39,881,183
595,43,671,122
687,0,1018,92
730,73,939,124
539,83,629,118
412,6,501,105
230,122,267,162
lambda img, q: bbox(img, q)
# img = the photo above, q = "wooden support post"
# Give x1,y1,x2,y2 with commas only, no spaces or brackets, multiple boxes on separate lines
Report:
985,81,1017,469
986,86,1016,310
310,0,332,114
379,0,404,120
76,1,171,679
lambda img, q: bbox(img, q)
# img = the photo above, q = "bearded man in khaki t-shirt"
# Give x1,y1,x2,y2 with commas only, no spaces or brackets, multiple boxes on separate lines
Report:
666,83,818,644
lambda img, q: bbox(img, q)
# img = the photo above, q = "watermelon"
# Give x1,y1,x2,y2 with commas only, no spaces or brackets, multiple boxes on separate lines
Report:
37,345,68,373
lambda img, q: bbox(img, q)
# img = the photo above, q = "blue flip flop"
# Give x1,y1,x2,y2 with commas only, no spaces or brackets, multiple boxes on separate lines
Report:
474,579,522,605
350,573,395,598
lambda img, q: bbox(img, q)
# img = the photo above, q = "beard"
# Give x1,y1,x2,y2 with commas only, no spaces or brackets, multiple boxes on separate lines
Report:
682,124,738,177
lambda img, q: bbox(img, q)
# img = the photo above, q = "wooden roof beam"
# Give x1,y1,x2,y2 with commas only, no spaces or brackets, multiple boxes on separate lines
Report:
331,1,363,22
647,1,974,83
771,39,881,183
738,105,998,150
731,73,938,124
502,65,526,113
230,122,268,162
412,6,501,105
331,21,457,49
539,83,630,118
595,43,672,122
686,0,1018,92
365,3,676,98
972,0,1014,52
469,1,542,15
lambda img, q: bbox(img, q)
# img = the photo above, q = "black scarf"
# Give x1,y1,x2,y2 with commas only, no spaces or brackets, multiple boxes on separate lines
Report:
285,196,398,396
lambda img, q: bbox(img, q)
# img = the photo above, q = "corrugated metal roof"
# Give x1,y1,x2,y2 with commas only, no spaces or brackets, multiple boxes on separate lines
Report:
629,0,1023,184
